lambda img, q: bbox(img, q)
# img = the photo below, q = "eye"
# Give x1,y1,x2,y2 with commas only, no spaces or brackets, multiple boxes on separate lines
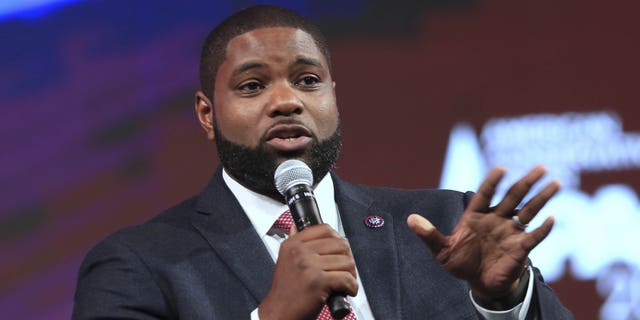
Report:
295,75,321,88
237,80,265,94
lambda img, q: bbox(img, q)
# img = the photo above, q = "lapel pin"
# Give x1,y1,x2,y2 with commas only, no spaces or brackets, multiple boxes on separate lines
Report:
364,215,384,228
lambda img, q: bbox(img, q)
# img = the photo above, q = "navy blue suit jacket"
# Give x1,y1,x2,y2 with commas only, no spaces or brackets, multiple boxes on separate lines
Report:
72,168,573,319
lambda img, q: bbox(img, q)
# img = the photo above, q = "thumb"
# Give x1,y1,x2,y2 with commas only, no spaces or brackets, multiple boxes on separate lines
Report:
407,213,447,255
288,224,298,236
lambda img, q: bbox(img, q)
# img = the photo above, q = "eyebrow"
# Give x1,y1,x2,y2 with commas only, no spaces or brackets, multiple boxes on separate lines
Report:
232,61,266,77
231,56,324,78
291,56,323,69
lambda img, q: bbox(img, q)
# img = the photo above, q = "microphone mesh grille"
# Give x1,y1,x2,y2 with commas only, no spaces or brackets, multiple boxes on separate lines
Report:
274,159,313,196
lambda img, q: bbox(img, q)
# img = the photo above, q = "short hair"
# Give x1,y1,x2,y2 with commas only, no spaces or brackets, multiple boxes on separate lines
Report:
199,5,332,100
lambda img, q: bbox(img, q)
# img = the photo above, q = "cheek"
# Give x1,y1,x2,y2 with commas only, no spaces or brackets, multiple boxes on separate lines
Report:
313,103,339,136
214,101,264,145
321,94,339,123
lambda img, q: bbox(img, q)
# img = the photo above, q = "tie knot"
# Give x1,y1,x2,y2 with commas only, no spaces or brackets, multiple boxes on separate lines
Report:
273,210,294,235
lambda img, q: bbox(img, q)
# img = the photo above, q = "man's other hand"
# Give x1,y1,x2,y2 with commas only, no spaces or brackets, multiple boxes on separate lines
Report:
259,224,358,320
407,165,560,301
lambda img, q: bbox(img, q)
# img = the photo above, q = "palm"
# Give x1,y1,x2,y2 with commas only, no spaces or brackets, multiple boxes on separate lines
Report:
408,166,559,297
436,208,530,295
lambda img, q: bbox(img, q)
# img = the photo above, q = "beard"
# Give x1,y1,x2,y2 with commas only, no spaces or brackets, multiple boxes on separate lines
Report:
214,122,342,201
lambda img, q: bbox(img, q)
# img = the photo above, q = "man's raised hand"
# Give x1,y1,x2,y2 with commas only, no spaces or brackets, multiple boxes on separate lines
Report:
407,165,560,300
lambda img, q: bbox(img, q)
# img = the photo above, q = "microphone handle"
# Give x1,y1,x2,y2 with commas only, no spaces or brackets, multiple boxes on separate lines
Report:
285,184,351,319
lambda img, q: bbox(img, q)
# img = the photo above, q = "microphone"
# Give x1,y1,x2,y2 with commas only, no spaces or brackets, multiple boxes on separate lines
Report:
274,159,351,319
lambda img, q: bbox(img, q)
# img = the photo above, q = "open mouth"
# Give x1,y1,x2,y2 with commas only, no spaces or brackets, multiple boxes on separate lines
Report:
265,124,313,151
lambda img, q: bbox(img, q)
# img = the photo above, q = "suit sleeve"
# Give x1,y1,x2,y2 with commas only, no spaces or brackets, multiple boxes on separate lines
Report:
527,266,574,319
72,234,172,319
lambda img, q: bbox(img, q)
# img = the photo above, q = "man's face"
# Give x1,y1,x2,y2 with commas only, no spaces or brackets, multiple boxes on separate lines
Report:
197,27,340,198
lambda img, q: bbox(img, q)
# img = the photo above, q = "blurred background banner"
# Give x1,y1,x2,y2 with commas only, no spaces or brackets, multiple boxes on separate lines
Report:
1,0,639,319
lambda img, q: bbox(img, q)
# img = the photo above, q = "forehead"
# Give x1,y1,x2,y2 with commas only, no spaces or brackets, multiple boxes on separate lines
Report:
222,27,327,68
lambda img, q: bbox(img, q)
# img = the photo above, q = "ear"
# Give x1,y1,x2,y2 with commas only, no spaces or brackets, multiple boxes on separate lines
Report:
195,91,215,140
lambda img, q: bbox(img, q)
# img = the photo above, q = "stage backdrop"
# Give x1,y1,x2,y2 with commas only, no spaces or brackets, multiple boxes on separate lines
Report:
1,0,639,319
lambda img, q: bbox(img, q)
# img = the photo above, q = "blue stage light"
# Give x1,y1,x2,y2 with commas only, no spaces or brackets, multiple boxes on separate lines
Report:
0,0,85,21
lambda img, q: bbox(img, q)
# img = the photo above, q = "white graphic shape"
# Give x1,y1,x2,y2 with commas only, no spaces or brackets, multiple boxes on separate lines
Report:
439,111,640,319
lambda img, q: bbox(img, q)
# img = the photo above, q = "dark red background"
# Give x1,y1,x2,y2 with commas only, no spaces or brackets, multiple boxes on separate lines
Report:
2,0,639,318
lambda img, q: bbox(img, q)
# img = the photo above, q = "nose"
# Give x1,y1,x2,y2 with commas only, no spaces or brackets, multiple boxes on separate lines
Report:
266,82,303,117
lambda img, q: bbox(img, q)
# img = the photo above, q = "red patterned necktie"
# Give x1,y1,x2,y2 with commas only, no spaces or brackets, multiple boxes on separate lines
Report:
273,210,357,320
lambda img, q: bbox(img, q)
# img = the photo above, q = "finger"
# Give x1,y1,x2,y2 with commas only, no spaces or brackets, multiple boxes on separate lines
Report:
316,255,357,277
468,166,507,212
294,224,341,241
306,238,352,257
322,271,359,297
522,217,555,251
494,165,547,217
306,238,353,257
407,214,447,255
518,180,561,224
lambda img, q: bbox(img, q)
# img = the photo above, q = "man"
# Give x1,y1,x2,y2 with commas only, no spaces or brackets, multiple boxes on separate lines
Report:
72,5,573,319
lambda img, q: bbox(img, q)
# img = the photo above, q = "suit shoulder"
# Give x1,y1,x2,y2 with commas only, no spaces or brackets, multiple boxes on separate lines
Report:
146,195,199,225
83,195,201,258
340,179,472,208
369,184,467,200
335,179,474,233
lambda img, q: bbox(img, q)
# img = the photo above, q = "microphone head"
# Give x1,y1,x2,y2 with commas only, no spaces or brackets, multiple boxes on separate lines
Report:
274,159,313,196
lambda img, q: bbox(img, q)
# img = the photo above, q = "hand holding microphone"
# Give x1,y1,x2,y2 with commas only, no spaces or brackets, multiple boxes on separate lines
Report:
259,160,355,319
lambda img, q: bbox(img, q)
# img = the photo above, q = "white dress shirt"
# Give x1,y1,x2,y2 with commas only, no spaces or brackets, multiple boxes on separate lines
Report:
222,169,532,319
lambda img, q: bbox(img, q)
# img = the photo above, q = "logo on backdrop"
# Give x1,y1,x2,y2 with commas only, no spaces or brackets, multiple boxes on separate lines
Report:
440,111,640,320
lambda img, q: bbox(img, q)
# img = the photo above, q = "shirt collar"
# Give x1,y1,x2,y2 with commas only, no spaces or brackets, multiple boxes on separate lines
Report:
222,169,338,238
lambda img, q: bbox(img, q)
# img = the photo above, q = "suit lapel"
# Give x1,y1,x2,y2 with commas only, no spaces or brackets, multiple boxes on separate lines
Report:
334,175,402,319
191,168,275,303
